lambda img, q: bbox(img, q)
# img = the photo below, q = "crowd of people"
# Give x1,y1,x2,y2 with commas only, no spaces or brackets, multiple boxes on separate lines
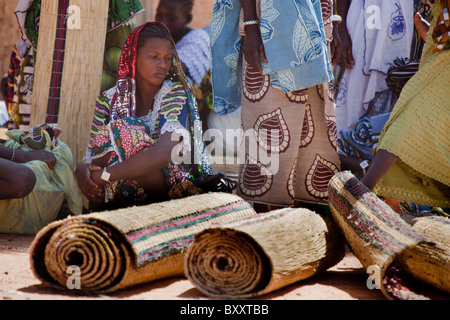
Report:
0,0,448,234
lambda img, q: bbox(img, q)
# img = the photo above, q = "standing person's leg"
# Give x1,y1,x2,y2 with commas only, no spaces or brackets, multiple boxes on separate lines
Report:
237,61,305,207
294,82,340,204
0,158,36,199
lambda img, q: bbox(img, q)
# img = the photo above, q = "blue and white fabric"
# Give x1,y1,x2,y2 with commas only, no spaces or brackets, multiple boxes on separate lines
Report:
210,0,333,116
335,0,414,133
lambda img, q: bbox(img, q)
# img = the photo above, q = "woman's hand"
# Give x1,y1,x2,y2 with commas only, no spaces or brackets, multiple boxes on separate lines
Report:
337,26,354,69
414,12,430,41
330,22,343,65
242,25,268,74
17,149,57,169
74,162,104,202
90,169,107,189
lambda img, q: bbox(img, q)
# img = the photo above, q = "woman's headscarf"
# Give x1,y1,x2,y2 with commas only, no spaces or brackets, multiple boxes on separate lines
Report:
110,22,190,120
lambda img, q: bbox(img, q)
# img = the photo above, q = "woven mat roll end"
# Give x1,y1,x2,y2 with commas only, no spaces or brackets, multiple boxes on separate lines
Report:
184,227,273,299
30,214,133,292
328,171,448,300
185,208,345,298
30,219,67,290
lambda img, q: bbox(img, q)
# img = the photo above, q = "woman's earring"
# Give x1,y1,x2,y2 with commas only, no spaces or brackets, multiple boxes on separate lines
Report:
167,70,176,81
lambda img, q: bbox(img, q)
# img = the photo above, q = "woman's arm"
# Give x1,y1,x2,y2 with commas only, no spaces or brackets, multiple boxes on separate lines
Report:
90,131,183,195
414,12,430,41
0,145,56,169
241,0,267,74
330,3,342,65
74,92,113,202
336,0,354,69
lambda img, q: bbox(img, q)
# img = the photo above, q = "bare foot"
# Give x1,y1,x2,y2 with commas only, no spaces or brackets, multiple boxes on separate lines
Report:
414,12,430,41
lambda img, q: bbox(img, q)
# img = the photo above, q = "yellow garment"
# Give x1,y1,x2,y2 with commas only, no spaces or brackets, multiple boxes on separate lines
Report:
0,130,83,234
374,1,450,207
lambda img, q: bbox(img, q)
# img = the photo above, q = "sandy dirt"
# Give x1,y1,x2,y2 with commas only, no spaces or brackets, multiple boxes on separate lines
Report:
0,233,388,301
1,233,449,303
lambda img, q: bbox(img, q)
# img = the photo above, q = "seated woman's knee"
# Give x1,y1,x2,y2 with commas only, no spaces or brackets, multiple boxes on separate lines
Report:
14,167,37,198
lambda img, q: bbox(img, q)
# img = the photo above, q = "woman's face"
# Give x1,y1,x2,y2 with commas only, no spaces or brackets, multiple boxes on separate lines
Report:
135,37,173,87
155,0,190,41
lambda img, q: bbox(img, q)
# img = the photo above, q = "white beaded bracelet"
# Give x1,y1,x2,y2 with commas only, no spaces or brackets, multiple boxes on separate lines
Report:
243,19,259,26
331,15,342,24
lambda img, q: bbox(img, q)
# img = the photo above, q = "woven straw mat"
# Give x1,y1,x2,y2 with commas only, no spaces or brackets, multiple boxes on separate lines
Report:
29,193,257,292
184,207,345,298
328,171,449,300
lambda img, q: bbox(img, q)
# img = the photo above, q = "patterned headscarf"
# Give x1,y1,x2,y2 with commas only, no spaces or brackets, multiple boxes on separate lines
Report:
110,22,193,120
109,23,142,120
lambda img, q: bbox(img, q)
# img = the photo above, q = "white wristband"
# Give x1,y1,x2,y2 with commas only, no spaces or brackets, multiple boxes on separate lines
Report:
101,167,111,182
360,160,369,174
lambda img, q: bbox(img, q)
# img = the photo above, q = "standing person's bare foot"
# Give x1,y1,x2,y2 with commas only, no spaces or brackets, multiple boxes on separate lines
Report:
414,12,430,41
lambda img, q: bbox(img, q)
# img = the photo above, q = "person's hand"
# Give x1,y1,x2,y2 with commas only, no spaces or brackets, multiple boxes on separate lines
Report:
242,25,268,74
337,26,354,69
330,22,343,65
90,169,107,189
74,162,104,202
18,149,56,169
414,12,430,41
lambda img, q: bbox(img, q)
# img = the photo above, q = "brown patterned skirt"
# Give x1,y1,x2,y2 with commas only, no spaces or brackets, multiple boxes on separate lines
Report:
237,60,340,206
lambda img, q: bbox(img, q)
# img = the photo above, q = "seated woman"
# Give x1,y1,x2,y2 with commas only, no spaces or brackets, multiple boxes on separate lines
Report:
0,124,83,234
361,0,450,211
75,22,220,211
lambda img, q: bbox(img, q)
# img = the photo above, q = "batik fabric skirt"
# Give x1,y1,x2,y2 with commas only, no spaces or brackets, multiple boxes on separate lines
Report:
237,60,340,206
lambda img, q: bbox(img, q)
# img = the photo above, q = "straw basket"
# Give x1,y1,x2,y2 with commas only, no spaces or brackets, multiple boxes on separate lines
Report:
31,0,108,164
184,207,345,298
328,171,449,300
30,193,257,292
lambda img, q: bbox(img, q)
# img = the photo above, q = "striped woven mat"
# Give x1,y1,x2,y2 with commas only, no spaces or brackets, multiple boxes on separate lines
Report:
329,171,450,300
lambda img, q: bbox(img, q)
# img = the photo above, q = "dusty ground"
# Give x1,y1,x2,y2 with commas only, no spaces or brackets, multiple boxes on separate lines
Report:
0,233,387,301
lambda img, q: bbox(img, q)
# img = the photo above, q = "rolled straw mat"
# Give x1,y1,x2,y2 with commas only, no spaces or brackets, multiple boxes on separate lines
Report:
328,171,450,300
31,0,108,165
30,193,257,292
184,207,345,298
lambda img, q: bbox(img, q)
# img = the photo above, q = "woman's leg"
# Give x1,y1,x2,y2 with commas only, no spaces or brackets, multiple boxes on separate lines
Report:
360,149,398,190
0,158,36,199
